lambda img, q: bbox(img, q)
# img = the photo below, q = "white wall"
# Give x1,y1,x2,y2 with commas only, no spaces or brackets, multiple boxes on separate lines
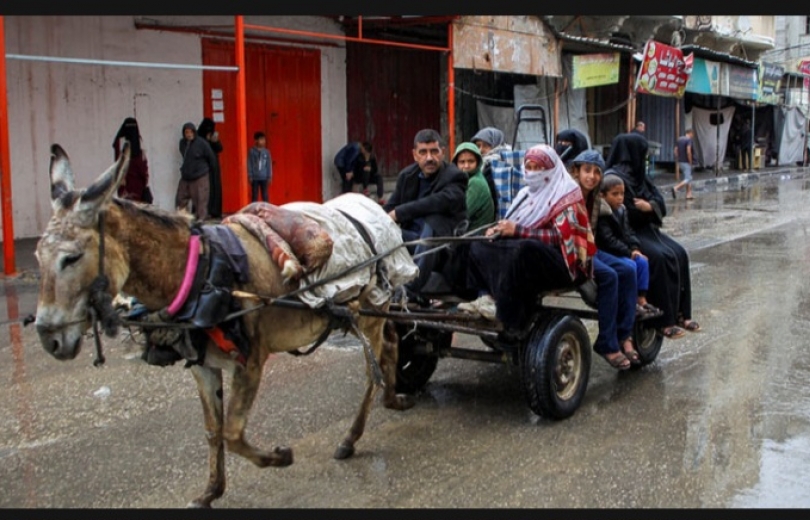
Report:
1,15,347,239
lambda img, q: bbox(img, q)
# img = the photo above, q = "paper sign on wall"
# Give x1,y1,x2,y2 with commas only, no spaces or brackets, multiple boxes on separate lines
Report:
213,112,225,123
211,89,223,100
212,100,224,111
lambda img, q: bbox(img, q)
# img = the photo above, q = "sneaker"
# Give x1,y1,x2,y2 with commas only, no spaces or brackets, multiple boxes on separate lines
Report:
473,295,498,321
457,301,481,316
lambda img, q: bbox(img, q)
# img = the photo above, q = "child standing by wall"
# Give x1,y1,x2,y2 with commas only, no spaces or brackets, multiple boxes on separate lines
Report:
248,131,272,203
597,173,663,319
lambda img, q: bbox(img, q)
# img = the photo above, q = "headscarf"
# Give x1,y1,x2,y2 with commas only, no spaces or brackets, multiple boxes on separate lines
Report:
471,127,506,149
113,117,142,157
554,129,590,166
605,132,657,201
198,117,216,141
507,144,582,229
508,144,595,281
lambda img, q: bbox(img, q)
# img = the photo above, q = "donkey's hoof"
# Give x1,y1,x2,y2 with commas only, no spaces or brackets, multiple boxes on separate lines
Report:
392,393,416,411
262,445,293,467
333,442,355,460
186,499,212,508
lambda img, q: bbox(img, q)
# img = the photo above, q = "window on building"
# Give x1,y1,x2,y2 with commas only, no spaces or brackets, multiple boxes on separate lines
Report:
806,16,810,35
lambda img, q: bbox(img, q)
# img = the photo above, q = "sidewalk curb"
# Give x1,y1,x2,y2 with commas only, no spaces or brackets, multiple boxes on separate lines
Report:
655,166,809,193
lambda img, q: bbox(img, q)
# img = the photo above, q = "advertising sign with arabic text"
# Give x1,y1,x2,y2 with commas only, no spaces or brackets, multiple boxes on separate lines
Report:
572,53,621,89
758,61,783,105
634,40,693,98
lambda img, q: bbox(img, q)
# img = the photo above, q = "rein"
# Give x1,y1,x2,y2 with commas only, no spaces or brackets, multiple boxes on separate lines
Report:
87,212,115,366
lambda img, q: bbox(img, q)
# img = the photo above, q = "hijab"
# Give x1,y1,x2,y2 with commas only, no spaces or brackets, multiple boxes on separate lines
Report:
604,132,657,198
554,128,590,166
198,117,216,141
507,144,582,229
113,117,143,157
471,127,506,149
605,132,667,223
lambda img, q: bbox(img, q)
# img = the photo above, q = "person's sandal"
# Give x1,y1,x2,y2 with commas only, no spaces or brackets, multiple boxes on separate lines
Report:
636,303,663,320
677,318,701,332
600,351,631,371
622,339,642,366
660,326,686,339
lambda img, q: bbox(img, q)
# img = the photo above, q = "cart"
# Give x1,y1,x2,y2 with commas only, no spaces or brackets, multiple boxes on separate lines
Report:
380,278,663,420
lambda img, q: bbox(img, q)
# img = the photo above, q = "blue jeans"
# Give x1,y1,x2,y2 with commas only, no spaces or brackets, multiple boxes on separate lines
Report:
593,250,638,355
633,255,650,292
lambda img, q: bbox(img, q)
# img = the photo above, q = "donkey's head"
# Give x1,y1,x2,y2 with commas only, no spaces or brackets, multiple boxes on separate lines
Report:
35,143,130,360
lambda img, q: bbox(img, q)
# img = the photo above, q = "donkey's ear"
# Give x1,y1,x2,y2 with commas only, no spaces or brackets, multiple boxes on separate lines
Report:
49,144,76,205
76,141,130,218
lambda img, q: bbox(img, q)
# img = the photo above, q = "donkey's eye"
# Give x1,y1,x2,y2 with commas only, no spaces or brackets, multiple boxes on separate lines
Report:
62,253,84,269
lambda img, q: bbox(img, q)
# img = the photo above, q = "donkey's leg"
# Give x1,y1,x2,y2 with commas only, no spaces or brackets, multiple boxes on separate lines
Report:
380,319,416,411
187,365,226,508
223,356,293,468
334,316,388,460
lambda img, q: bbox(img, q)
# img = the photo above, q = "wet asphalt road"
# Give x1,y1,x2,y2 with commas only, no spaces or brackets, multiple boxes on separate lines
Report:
3,174,810,508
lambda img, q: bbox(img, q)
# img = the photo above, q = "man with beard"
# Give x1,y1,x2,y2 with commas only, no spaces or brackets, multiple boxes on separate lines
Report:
384,128,468,296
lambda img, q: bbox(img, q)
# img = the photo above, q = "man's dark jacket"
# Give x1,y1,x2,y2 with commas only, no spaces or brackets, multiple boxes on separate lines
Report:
179,122,217,181
383,160,468,237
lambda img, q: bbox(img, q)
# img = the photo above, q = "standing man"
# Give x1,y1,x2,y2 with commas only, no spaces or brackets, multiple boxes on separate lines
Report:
672,128,694,200
632,121,646,135
176,121,217,221
739,120,753,171
384,128,468,295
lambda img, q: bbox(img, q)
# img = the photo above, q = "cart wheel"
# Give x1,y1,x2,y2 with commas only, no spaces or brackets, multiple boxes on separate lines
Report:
633,322,663,366
394,324,446,394
521,313,591,420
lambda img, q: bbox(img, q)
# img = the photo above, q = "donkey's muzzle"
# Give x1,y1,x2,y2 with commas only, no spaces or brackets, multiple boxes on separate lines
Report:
36,323,82,360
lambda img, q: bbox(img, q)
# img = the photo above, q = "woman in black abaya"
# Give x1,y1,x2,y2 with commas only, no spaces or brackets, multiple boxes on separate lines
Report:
604,132,701,338
198,117,223,219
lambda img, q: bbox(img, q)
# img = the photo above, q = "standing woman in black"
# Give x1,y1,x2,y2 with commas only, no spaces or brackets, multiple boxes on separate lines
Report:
198,117,223,219
604,132,701,339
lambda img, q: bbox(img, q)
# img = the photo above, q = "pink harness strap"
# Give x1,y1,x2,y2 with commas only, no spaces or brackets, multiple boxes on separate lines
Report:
167,235,201,316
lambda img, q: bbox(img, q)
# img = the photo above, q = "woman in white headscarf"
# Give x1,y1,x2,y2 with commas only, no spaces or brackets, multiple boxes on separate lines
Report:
463,144,596,340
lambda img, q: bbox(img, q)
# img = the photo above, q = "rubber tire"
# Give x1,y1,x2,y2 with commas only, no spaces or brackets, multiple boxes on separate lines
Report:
394,323,446,394
521,313,592,420
633,321,663,366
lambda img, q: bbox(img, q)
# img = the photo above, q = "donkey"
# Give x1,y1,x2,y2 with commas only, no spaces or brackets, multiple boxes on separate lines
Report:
33,142,415,507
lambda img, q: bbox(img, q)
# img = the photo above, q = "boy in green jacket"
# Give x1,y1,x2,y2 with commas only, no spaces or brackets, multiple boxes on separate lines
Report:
452,142,496,233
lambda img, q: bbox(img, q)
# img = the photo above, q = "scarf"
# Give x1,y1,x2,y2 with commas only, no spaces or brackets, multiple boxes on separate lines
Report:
508,144,582,228
507,144,595,281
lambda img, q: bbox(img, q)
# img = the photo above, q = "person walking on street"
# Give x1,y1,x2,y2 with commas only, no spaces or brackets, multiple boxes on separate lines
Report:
248,131,272,203
176,121,217,221
672,128,695,200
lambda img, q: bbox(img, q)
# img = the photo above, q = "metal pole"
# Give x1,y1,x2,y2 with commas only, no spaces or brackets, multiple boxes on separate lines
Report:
5,54,238,71
750,103,755,173
675,97,680,182
0,17,16,275
715,96,720,177
627,54,635,132
447,21,455,155
235,16,249,210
